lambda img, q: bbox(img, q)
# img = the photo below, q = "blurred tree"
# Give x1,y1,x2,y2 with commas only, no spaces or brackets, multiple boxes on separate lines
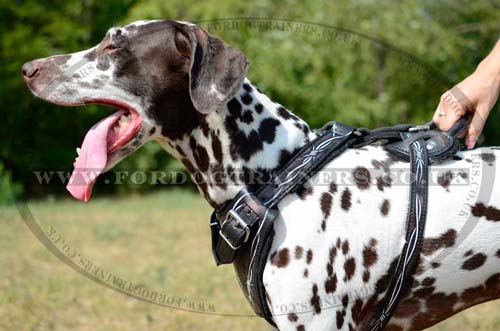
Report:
1,0,498,200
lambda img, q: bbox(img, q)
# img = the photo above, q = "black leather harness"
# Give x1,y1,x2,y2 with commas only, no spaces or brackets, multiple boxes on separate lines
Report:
209,115,469,330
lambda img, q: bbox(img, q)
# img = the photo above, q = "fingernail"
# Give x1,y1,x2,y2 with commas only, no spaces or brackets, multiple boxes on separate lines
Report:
466,137,476,149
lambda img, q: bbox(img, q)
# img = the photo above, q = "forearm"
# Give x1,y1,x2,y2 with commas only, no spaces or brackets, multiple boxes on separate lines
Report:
477,38,500,88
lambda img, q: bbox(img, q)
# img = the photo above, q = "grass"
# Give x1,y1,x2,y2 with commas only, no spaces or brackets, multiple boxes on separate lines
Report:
0,189,498,331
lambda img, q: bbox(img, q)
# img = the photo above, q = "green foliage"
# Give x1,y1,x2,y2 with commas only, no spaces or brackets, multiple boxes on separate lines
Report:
1,0,499,198
0,162,22,204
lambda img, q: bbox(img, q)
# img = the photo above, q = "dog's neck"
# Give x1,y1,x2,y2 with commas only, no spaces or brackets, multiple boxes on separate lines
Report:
158,79,315,207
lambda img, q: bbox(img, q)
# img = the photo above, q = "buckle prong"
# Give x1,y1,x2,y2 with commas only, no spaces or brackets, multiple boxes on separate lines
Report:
219,209,251,250
408,124,431,132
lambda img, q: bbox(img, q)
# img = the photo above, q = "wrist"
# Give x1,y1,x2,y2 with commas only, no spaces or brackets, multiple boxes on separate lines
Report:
476,56,500,90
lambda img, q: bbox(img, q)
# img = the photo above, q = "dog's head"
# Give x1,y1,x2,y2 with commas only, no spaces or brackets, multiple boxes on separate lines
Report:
22,20,248,201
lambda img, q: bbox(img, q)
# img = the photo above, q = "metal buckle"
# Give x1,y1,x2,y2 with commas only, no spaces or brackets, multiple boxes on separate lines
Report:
408,124,431,132
219,209,251,250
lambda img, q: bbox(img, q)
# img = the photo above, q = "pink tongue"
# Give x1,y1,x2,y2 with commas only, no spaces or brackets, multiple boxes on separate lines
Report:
67,111,125,201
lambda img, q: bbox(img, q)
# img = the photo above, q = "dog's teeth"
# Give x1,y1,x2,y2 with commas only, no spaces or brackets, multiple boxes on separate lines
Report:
118,115,130,126
76,147,81,155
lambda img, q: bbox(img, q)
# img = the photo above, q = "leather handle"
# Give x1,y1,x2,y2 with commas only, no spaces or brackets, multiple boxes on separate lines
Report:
446,113,471,138
426,113,471,138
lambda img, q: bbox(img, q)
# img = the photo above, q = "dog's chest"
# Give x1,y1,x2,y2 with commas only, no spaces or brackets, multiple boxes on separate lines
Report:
261,146,407,328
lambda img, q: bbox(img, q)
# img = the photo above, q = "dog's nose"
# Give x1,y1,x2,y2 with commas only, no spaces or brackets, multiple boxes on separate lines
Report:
22,61,40,79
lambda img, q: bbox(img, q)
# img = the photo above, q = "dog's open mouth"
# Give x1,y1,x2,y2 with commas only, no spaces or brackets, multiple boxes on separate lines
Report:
67,100,142,202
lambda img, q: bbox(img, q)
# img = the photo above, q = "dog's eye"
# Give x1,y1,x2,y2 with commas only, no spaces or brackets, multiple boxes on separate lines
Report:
103,44,118,52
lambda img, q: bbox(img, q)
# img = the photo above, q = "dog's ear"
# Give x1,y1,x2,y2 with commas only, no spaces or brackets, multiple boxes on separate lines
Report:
175,25,249,114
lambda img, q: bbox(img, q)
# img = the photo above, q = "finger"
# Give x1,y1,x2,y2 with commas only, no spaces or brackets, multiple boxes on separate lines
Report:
465,108,487,149
432,103,443,126
433,95,451,130
441,91,465,131
433,92,454,131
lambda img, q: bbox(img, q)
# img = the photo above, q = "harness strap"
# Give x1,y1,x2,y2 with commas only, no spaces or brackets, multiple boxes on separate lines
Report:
368,138,429,331
209,116,467,328
210,122,360,327
211,122,359,265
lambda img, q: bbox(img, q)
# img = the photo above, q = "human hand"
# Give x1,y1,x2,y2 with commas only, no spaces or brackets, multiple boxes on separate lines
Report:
433,54,500,149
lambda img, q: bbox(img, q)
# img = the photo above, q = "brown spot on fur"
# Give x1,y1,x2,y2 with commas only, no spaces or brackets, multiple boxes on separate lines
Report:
351,298,364,324
386,325,404,331
431,262,440,269
320,192,332,219
375,258,399,294
380,199,390,216
344,257,356,281
181,157,196,174
496,249,500,259
277,106,293,120
422,277,436,287
460,273,499,306
342,295,349,308
427,291,458,314
175,145,186,157
303,269,309,278
410,292,459,330
342,240,350,255
336,310,345,329
306,249,313,264
325,246,338,293
372,156,398,173
462,253,487,270
288,313,298,322
422,229,457,256
341,188,352,211
325,273,338,294
411,313,436,330
353,166,371,190
363,270,371,282
311,284,321,314
362,241,378,268
471,203,500,222
295,246,304,260
464,249,473,257
259,118,280,144
414,286,435,298
297,325,305,331
394,298,420,318
297,185,314,200
376,175,392,191
190,137,209,172
211,133,223,163
415,259,425,275
199,117,210,137
326,247,337,276
271,248,290,268
329,182,338,194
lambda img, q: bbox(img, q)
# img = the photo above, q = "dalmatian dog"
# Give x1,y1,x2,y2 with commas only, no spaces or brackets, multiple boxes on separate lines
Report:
22,20,500,331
